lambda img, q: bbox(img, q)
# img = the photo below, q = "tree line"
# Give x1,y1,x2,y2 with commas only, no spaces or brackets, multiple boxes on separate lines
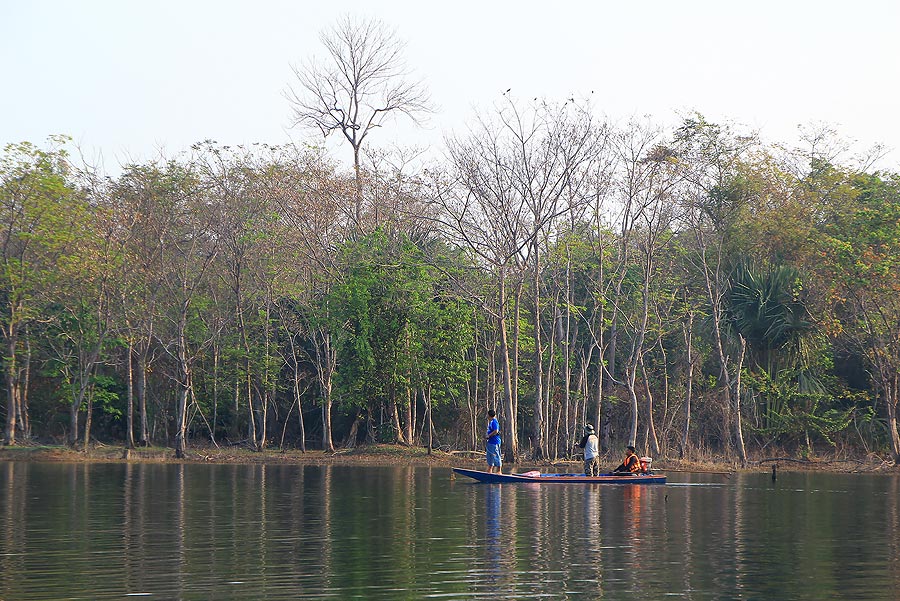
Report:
2,17,899,465
2,111,898,465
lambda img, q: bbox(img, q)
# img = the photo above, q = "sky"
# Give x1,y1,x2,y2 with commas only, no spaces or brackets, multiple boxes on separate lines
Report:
2,0,899,173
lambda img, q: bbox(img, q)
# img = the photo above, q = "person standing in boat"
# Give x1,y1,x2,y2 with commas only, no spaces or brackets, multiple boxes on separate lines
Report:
576,424,600,476
484,409,502,473
612,445,643,473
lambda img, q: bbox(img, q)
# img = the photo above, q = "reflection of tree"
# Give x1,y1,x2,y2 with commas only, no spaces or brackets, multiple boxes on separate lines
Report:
583,486,603,592
258,464,269,594
890,477,900,593
175,464,185,598
123,463,134,593
321,465,334,593
1,462,25,595
680,478,695,594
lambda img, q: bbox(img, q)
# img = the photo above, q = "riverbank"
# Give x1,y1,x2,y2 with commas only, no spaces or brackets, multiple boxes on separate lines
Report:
1,442,896,473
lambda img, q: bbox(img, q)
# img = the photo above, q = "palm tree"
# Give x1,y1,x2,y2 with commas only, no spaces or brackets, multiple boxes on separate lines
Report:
727,261,821,435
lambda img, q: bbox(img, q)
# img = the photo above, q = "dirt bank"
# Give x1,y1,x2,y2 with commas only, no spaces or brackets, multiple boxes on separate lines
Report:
0,443,896,474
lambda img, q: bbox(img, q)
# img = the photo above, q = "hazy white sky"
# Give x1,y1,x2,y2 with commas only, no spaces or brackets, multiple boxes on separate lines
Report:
2,0,898,171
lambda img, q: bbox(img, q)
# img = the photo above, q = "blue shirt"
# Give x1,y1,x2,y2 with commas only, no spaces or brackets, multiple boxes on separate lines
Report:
486,418,501,446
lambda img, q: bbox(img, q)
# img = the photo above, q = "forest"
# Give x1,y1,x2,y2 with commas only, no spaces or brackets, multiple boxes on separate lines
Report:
2,20,899,466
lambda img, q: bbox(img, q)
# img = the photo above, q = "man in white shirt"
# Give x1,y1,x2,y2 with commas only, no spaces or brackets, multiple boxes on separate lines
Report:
577,424,600,476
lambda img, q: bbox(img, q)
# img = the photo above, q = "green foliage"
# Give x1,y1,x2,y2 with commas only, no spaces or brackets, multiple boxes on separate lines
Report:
744,369,855,449
330,229,473,414
90,374,122,418
727,261,817,376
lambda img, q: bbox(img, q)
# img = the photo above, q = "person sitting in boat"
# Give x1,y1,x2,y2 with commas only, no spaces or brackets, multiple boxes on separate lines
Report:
576,424,600,476
612,445,643,473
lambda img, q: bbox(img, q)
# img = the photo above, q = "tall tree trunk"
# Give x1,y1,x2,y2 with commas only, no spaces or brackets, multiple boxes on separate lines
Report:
20,332,31,439
625,360,640,447
314,328,335,452
497,274,518,463
681,312,694,459
469,310,479,450
733,335,747,466
126,341,135,449
639,354,660,455
404,329,413,445
174,306,191,460
353,145,363,226
886,374,900,463
532,240,545,460
4,328,19,446
295,368,306,452
426,385,433,455
138,350,149,446
246,370,257,450
212,343,219,447
82,383,93,453
285,334,306,452
174,380,189,459
258,301,272,452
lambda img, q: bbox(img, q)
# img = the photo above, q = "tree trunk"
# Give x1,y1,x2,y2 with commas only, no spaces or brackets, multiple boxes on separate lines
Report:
4,328,19,445
138,349,149,446
212,343,219,447
426,385,433,455
20,333,31,439
315,328,335,452
353,144,363,227
497,275,518,463
246,371,258,450
733,335,748,466
626,361,639,447
681,312,694,459
293,363,306,452
405,329,415,445
532,240,545,460
126,341,135,449
883,373,900,463
639,354,660,456
174,307,191,460
174,382,189,459
82,384,93,453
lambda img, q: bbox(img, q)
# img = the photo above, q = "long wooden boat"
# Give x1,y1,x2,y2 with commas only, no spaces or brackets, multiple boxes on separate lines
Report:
453,467,666,485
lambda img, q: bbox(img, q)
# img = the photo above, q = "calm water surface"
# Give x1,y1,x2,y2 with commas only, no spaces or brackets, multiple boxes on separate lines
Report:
1,461,898,600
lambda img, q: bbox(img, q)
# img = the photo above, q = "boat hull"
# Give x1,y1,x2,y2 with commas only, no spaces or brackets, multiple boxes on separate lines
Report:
452,467,666,484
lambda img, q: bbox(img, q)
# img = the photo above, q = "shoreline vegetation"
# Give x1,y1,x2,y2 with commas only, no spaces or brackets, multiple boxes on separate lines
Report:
1,444,896,474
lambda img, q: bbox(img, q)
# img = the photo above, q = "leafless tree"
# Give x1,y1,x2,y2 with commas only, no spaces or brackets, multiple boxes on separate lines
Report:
614,123,683,452
286,16,432,227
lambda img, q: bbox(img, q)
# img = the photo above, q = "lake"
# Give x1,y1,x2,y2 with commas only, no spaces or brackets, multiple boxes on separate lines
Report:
1,461,898,600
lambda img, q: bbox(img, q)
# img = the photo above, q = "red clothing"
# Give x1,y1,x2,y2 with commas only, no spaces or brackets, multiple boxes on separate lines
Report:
615,453,642,473
624,454,642,472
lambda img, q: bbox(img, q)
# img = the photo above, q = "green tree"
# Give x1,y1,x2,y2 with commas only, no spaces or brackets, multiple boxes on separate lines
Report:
0,138,81,445
816,171,900,462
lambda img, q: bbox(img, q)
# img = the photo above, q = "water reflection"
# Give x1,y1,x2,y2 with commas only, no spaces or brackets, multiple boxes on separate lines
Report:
485,484,502,580
0,463,899,599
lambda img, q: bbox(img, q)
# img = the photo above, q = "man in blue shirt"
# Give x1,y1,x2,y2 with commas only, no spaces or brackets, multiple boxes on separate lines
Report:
484,409,502,473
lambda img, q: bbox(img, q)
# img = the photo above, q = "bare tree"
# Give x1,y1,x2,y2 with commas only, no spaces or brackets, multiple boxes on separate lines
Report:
286,15,431,226
435,115,531,464
613,121,682,451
